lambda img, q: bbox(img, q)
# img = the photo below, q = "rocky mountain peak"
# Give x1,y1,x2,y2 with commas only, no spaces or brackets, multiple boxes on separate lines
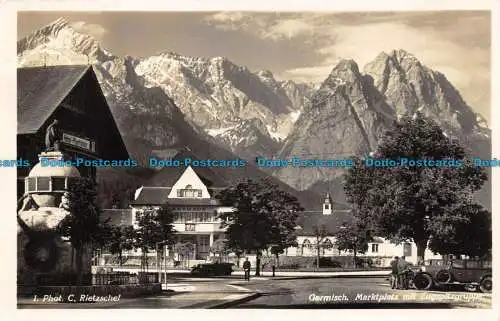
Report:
257,69,275,79
18,17,114,63
321,59,361,90
391,48,416,61
45,17,70,33
331,59,361,78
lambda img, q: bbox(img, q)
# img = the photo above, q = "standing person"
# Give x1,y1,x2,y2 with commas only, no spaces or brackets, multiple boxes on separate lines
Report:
390,256,399,289
397,256,409,289
243,257,251,281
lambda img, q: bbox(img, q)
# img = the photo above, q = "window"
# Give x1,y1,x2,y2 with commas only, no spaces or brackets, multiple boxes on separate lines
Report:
27,177,36,192
483,261,492,268
451,260,465,269
403,243,412,256
466,261,481,269
52,177,66,190
302,239,312,255
185,223,195,232
324,204,330,210
37,177,50,191
177,185,203,198
371,244,379,253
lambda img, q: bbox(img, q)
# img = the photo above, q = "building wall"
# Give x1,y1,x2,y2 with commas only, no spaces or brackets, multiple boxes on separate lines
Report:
284,236,442,267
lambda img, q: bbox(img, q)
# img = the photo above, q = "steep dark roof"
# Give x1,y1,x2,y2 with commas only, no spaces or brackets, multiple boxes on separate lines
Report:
133,187,172,205
132,186,221,206
18,65,90,134
295,209,353,236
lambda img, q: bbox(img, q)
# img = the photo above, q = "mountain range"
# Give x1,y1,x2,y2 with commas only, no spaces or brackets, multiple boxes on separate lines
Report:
17,18,491,210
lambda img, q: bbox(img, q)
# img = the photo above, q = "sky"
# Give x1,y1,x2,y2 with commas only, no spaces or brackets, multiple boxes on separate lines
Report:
18,11,491,122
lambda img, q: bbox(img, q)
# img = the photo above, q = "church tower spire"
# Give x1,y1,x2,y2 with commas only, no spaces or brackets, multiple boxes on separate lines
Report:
323,192,332,215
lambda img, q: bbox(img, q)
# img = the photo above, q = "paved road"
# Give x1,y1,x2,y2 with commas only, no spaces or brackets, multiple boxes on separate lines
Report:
230,277,492,309
18,279,254,309
18,276,491,309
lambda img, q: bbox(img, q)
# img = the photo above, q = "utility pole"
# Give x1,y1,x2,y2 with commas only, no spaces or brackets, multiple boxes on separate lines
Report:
163,244,168,290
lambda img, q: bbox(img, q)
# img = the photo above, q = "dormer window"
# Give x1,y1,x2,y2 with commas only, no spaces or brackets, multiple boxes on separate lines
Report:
177,184,203,198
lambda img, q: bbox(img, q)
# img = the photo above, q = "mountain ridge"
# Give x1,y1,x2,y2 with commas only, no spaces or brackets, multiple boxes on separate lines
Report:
17,18,491,210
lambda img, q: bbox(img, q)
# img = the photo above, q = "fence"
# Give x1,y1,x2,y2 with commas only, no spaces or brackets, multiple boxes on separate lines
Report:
33,273,93,286
20,272,159,286
92,272,159,285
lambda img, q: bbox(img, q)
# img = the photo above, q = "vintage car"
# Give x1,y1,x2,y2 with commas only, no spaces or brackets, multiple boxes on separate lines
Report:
412,259,492,293
190,262,234,276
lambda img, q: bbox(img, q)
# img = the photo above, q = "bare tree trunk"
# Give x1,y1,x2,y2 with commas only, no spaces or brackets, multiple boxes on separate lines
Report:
416,239,427,261
317,244,320,269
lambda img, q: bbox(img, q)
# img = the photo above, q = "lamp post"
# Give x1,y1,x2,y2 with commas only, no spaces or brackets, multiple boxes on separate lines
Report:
156,241,168,288
163,244,168,290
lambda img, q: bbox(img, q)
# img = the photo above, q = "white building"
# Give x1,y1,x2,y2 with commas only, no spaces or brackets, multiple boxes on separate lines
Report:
130,165,232,261
103,166,442,267
289,193,442,266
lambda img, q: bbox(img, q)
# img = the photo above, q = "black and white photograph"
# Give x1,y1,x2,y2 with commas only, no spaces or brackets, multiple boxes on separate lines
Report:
11,6,495,312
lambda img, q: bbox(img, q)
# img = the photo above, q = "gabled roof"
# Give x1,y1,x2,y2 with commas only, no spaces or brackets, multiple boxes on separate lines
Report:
132,186,221,206
133,187,172,205
147,148,229,188
17,65,129,160
17,65,90,134
295,208,353,236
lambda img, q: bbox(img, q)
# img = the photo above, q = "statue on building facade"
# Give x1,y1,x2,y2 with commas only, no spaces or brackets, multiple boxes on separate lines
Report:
45,119,60,151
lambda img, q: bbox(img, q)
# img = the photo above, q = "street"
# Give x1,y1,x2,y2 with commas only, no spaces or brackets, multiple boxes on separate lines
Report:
18,276,492,309
229,276,492,308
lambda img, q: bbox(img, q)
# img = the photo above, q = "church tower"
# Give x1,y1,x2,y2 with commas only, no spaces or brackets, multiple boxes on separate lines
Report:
322,192,333,215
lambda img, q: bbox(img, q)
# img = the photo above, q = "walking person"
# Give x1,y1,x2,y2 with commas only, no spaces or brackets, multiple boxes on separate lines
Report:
397,256,410,289
243,257,251,281
390,256,399,289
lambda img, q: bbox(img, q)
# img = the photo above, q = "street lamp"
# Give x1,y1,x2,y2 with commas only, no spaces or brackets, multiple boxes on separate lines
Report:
156,241,168,290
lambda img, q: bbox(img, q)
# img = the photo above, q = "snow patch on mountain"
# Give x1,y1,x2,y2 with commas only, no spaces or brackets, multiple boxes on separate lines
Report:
206,125,238,136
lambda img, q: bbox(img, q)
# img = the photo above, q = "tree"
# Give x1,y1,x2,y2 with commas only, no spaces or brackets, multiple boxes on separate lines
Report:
312,225,328,269
102,225,135,266
344,114,488,260
174,242,195,267
133,206,175,271
217,178,303,276
428,202,491,257
269,245,286,268
334,220,371,267
210,238,229,263
58,178,101,289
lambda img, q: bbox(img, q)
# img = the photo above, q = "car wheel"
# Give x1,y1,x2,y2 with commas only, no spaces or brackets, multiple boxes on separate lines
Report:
435,270,452,283
479,276,492,293
413,273,433,290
